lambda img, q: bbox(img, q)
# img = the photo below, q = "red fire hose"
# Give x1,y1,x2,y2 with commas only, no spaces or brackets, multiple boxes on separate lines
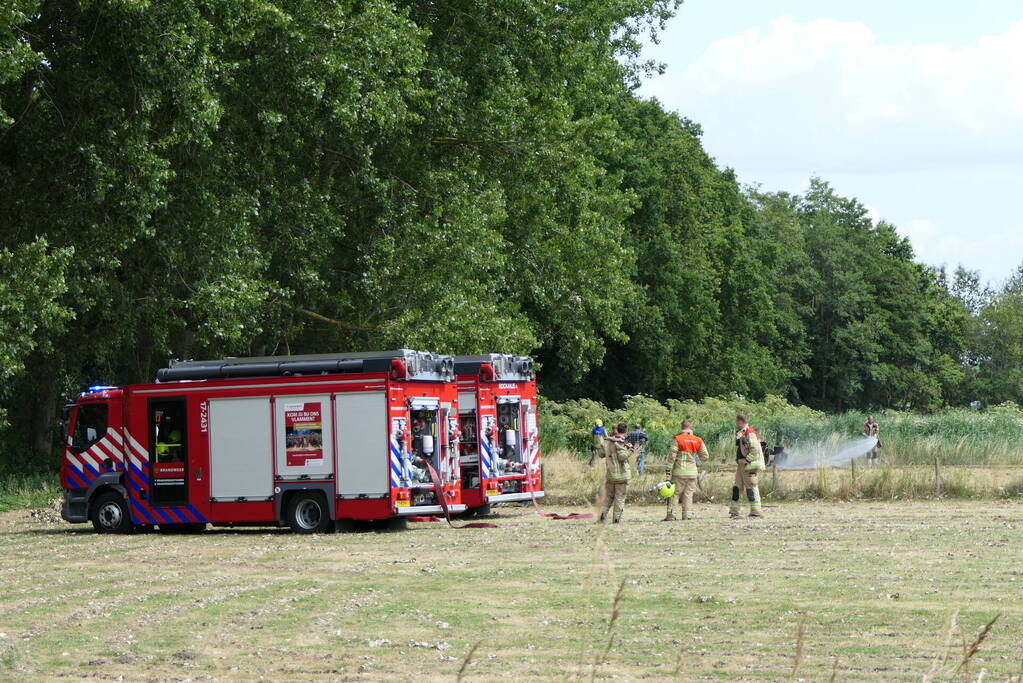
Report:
522,469,593,520
414,463,591,525
422,463,498,529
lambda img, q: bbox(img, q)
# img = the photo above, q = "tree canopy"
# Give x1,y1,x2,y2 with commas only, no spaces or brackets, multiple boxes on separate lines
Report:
1,0,1020,471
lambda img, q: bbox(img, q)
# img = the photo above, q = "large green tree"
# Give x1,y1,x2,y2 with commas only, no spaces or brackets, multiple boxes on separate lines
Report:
968,266,1023,405
571,98,784,404
0,0,679,466
782,180,964,411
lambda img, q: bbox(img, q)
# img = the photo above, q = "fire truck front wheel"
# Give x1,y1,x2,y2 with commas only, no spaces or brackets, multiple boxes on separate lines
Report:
90,491,134,534
286,493,332,534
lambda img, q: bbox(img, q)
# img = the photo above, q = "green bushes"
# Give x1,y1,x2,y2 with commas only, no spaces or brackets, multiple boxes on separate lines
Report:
539,395,1023,467
0,472,60,512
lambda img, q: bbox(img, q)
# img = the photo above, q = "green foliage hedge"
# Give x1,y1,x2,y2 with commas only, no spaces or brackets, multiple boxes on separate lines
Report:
539,396,1023,466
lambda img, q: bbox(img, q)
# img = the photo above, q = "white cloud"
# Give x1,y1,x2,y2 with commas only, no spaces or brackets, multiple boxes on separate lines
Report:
644,17,1023,281
898,218,1023,281
862,203,882,225
651,17,1023,170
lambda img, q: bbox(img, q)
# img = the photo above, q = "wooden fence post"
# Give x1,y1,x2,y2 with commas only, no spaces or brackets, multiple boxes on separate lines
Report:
772,463,778,492
934,457,941,496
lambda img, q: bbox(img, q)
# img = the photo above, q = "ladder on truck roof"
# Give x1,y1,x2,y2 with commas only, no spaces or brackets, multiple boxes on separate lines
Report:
454,354,535,381
156,349,454,383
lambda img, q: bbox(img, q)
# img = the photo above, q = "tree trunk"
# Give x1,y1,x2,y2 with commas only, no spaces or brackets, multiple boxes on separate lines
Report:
29,364,59,464
131,336,155,385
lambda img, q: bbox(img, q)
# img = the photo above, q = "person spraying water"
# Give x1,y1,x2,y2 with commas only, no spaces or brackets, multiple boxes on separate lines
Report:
863,415,882,466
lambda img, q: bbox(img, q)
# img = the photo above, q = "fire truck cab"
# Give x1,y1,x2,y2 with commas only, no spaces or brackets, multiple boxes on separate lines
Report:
60,350,464,533
454,354,543,514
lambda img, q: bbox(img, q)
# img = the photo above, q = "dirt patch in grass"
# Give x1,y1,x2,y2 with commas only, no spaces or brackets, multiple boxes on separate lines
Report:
2,501,1022,680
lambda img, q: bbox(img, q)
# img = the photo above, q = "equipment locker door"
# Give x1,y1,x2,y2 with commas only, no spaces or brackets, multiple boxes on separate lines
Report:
274,395,334,480
335,392,388,497
457,391,480,490
209,397,273,501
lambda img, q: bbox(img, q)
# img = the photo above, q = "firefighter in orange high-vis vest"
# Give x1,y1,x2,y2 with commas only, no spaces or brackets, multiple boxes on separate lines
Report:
598,422,633,524
731,414,765,518
664,420,709,521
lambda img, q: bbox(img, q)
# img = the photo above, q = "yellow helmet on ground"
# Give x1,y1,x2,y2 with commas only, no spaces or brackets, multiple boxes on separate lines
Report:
655,481,676,499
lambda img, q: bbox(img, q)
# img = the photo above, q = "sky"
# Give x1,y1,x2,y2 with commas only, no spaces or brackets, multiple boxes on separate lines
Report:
639,0,1023,284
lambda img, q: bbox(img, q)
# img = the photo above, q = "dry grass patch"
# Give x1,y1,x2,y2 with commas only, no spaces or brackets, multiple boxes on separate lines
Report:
3,498,1023,681
542,447,1023,505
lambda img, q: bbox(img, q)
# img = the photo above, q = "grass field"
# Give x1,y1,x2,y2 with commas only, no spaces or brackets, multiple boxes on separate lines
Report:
2,498,1022,681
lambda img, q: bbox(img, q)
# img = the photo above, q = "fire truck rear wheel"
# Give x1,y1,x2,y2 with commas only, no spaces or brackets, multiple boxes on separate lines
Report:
474,504,493,518
286,493,332,534
90,491,134,534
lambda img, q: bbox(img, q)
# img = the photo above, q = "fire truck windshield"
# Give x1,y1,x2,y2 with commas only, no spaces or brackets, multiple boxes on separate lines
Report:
72,403,108,452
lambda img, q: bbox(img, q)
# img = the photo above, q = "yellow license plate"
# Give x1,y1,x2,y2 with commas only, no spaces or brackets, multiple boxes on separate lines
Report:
486,489,499,496
396,499,411,507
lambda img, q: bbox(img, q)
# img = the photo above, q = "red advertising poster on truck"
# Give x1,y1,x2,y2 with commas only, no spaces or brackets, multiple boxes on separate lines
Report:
284,402,324,467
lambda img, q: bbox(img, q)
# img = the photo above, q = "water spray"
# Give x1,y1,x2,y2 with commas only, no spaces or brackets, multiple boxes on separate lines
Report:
773,436,879,470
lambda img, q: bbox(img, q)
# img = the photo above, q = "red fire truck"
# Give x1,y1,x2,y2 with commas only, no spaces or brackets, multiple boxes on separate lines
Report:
454,354,543,515
60,350,465,533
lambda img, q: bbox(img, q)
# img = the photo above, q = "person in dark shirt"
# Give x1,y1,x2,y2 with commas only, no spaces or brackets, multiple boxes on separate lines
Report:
624,424,650,474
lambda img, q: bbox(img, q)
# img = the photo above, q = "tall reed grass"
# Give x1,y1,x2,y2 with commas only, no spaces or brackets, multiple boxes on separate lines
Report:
540,396,1023,468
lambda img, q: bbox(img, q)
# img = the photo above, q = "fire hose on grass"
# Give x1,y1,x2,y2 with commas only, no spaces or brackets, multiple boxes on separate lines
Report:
414,463,592,525
522,467,593,520
419,462,498,529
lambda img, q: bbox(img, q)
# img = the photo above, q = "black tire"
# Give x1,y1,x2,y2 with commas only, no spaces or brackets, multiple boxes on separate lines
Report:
286,493,332,534
90,491,134,534
157,523,206,534
474,504,493,518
